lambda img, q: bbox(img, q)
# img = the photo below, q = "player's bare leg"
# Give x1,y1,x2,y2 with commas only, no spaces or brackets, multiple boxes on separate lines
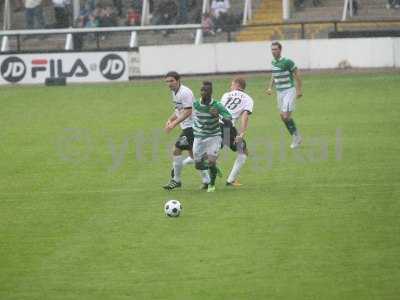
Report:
163,146,183,190
194,155,221,193
191,151,211,189
226,147,248,187
170,150,210,189
183,150,195,166
206,155,219,192
281,112,302,149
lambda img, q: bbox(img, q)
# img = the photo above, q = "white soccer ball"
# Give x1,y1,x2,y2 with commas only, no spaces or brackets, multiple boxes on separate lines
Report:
164,200,182,217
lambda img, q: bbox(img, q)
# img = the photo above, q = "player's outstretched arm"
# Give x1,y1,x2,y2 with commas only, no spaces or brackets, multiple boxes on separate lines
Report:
165,108,192,133
165,112,178,128
216,102,232,120
293,69,303,99
214,102,232,127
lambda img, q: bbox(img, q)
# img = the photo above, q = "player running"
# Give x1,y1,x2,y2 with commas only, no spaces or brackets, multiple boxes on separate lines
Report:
193,81,232,193
220,77,254,186
267,41,303,149
163,71,210,190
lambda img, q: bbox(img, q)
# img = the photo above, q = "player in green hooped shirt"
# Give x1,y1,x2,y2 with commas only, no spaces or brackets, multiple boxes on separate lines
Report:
193,81,232,192
267,41,303,149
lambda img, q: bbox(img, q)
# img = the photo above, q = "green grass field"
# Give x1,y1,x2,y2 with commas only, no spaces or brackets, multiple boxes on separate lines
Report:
1,72,399,299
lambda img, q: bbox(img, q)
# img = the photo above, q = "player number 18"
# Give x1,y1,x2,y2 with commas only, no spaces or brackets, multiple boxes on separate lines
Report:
224,97,241,110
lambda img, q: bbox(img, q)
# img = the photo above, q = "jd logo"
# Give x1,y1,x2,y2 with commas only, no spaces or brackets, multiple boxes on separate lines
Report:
100,54,125,80
1,57,26,83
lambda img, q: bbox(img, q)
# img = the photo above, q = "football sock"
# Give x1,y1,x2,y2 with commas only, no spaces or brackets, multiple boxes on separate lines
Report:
227,153,247,183
200,170,210,184
284,118,298,136
183,156,195,166
209,164,218,186
172,155,183,182
196,160,209,170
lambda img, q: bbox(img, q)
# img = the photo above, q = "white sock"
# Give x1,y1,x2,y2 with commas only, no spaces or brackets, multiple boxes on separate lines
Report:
173,155,184,182
183,156,194,166
227,154,247,183
200,170,210,184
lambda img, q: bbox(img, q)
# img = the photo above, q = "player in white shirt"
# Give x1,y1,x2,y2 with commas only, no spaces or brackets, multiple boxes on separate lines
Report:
220,77,254,186
162,71,210,190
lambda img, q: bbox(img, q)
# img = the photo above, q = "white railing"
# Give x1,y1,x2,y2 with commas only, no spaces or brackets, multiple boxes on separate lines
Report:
0,24,203,52
282,0,290,20
141,0,151,26
3,0,11,30
342,0,354,21
243,0,253,25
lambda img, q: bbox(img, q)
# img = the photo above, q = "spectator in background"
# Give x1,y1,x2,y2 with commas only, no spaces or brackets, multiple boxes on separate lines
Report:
85,10,99,40
211,0,230,32
132,0,143,11
78,2,91,20
188,0,202,23
76,15,87,28
126,7,141,26
73,15,85,50
52,0,71,28
177,0,188,24
87,0,97,11
348,0,359,15
86,12,99,28
99,6,117,27
211,0,230,18
14,0,24,12
130,0,143,24
132,0,154,15
25,0,46,29
152,0,178,26
113,0,123,17
202,12,215,36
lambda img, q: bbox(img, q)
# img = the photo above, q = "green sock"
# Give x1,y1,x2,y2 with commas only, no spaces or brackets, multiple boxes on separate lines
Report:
209,165,218,186
284,119,298,136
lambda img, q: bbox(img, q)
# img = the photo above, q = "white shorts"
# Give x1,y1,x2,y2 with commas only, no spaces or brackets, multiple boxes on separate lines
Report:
277,87,296,112
193,136,222,162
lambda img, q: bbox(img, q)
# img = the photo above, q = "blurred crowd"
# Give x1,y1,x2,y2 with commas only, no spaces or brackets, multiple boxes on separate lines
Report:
5,0,201,30
2,0,241,35
3,0,400,33
201,0,242,36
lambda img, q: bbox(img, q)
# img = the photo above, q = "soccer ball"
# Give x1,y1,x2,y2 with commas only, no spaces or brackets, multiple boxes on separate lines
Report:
164,200,182,217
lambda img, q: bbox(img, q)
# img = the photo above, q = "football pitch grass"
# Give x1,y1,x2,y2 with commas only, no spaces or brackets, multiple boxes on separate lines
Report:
1,71,399,299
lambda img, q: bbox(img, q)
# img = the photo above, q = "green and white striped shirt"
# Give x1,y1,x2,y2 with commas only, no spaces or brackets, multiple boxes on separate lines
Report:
192,99,231,138
271,57,297,91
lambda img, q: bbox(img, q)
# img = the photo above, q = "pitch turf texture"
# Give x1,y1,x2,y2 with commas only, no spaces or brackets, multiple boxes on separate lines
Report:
1,72,399,299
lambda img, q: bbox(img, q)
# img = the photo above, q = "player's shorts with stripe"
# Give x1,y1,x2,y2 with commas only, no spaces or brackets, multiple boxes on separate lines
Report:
175,127,194,151
193,136,222,162
220,124,247,152
277,87,296,112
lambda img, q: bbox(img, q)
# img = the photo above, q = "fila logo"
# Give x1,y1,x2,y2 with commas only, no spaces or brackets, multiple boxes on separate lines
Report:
31,58,89,78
